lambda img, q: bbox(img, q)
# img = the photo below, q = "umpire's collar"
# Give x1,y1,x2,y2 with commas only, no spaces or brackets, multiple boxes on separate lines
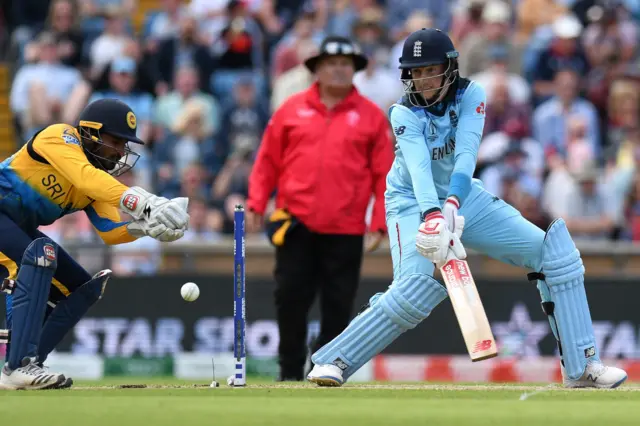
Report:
305,82,361,113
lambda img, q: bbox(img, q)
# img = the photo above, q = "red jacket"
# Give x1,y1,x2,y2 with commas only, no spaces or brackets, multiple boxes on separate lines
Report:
248,82,394,235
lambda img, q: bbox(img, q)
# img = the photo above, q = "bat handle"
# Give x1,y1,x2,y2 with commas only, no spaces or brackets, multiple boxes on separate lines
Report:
445,248,459,263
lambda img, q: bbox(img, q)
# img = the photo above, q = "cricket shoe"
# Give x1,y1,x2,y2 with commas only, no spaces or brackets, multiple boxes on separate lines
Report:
563,361,628,389
37,363,73,389
307,364,344,387
0,358,66,390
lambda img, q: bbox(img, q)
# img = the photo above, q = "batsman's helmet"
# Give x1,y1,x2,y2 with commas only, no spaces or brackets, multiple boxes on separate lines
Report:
77,98,144,176
398,28,459,107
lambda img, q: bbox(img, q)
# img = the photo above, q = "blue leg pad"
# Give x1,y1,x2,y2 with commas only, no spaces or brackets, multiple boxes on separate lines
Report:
541,219,598,380
311,274,447,381
7,238,58,370
38,269,111,362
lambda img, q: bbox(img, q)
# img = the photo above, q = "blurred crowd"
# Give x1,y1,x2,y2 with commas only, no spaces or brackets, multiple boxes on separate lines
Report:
1,0,640,273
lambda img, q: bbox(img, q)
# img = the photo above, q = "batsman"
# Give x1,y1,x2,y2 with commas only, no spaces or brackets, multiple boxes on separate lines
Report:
307,28,627,389
0,98,190,390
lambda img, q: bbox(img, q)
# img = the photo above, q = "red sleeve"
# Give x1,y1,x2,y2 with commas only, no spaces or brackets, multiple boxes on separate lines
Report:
248,105,287,215
369,111,395,233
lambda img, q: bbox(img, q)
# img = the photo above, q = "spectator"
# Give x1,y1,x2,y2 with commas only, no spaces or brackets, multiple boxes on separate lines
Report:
271,6,323,79
175,161,211,203
152,13,213,96
210,0,265,103
219,77,269,161
147,0,188,43
7,0,53,59
9,31,82,141
582,1,637,69
351,7,385,48
387,0,452,40
89,6,132,79
551,164,620,241
271,38,318,112
481,80,530,137
532,67,600,161
180,197,224,242
247,36,394,381
189,0,232,44
24,0,86,69
605,78,640,168
80,0,136,19
155,98,220,198
255,0,324,41
458,1,524,77
530,14,589,103
480,142,542,200
470,45,531,106
478,117,544,179
609,126,640,217
354,45,403,111
92,39,158,96
517,0,567,41
326,0,380,39
154,64,221,140
212,140,255,233
565,114,596,175
450,0,487,47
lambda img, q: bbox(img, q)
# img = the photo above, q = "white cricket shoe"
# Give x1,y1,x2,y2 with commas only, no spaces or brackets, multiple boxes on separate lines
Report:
307,364,344,387
38,363,73,389
0,359,66,390
563,361,628,389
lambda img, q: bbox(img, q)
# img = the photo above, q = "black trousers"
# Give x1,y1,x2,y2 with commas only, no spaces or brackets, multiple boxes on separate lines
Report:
274,224,363,379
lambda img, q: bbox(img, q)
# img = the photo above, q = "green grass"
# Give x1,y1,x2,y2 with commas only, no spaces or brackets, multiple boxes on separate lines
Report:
1,378,638,426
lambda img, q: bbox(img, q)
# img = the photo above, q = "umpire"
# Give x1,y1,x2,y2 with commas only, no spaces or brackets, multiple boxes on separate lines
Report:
247,36,394,381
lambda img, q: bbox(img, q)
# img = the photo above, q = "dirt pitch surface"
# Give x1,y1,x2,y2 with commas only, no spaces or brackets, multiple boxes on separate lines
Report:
70,382,640,392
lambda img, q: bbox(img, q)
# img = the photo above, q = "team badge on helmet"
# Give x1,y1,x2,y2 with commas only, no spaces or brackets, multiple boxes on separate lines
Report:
126,111,137,130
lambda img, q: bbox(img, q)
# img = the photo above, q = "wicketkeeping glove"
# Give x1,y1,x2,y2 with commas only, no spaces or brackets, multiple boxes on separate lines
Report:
120,187,190,230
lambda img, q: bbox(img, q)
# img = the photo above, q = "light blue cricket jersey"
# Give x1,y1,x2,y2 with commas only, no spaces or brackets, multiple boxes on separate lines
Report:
385,78,487,217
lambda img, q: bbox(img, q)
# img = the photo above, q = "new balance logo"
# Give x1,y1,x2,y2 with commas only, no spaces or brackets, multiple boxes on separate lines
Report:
472,340,493,353
333,358,349,371
584,346,596,358
587,374,598,383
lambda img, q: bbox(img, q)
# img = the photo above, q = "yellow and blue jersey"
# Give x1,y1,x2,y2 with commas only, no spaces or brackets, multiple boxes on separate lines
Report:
0,123,136,244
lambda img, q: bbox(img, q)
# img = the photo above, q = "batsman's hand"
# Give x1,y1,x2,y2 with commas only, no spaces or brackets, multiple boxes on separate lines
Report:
416,211,466,267
120,187,190,230
442,196,461,233
436,215,467,269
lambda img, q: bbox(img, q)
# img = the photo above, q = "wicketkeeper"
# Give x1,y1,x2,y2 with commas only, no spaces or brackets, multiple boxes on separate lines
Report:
0,98,190,390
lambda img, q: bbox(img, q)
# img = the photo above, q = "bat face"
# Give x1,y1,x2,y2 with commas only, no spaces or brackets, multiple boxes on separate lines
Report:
441,259,498,362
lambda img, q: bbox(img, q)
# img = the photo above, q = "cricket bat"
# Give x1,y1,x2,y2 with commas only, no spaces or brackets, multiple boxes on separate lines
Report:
440,256,498,362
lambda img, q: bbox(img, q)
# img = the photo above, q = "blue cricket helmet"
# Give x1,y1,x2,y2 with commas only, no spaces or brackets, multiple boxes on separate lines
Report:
398,28,459,107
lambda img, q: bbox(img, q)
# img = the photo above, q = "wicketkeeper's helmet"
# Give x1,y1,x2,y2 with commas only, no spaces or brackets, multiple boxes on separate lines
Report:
77,98,144,177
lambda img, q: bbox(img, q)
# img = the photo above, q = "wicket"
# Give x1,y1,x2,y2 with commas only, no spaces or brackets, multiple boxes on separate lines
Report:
233,205,246,386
